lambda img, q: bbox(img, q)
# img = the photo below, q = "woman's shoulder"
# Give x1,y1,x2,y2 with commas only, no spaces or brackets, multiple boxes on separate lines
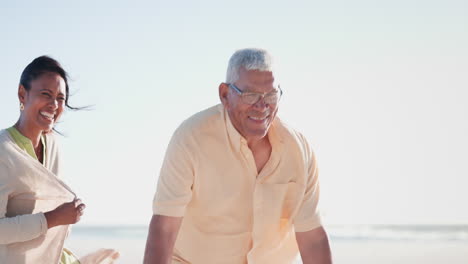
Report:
0,128,11,140
0,129,17,169
0,129,14,151
43,131,61,150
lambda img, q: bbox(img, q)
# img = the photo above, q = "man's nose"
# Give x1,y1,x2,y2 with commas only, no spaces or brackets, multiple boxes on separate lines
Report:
252,95,269,110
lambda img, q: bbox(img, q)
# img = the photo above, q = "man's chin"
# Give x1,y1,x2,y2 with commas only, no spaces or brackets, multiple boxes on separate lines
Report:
245,128,269,140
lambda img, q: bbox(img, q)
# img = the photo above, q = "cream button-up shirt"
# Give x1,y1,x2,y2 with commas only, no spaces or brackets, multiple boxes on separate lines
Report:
153,104,322,264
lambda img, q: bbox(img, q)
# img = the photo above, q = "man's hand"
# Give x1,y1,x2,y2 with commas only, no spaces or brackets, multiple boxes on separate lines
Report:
296,226,333,264
143,215,183,264
44,198,85,229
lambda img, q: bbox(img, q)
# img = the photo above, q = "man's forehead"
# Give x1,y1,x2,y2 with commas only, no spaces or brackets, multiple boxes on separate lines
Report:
239,68,275,81
239,67,273,74
240,71,280,90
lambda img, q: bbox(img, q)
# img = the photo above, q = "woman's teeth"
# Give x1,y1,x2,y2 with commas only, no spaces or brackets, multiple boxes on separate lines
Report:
40,111,54,120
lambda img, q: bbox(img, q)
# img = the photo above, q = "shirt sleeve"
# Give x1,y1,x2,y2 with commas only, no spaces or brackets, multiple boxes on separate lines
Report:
0,161,48,244
152,127,195,217
293,135,322,232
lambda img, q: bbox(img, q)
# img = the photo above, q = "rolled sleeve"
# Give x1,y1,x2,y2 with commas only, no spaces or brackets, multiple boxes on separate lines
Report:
293,138,322,232
153,128,195,217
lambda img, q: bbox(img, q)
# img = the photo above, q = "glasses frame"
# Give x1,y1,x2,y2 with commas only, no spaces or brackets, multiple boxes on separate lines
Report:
228,83,283,105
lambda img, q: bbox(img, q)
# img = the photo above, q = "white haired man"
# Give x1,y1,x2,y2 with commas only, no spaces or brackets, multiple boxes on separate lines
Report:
144,48,332,264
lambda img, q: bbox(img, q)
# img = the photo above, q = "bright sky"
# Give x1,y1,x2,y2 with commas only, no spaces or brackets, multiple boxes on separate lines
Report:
1,0,467,226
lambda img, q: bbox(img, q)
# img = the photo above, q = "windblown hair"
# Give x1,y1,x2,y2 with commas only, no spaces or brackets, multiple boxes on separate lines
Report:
19,56,89,135
225,48,273,84
20,55,82,110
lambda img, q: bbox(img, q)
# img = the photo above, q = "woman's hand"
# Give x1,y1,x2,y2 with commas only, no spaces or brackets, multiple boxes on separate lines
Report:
44,198,86,229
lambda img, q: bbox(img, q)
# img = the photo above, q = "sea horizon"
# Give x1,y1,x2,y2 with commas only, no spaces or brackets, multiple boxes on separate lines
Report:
70,224,468,243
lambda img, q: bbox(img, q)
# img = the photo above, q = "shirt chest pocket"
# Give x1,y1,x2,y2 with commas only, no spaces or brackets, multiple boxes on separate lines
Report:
260,182,304,220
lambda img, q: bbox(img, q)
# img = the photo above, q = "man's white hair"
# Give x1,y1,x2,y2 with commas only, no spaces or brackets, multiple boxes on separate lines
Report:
226,48,273,84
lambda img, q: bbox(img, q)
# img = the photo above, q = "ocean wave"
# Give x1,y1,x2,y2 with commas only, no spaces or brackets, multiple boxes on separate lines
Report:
71,225,468,242
327,225,468,242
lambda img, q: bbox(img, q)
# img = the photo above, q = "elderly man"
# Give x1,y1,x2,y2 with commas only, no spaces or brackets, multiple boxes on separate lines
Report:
144,48,332,264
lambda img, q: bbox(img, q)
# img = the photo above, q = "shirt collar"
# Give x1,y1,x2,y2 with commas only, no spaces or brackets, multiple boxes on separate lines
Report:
6,126,47,165
221,104,284,154
221,104,243,153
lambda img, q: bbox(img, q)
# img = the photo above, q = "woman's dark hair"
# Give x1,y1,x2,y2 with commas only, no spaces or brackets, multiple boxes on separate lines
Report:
19,55,81,110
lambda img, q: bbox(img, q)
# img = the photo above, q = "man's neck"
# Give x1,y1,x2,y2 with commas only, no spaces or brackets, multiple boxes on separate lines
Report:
247,135,270,151
247,135,272,174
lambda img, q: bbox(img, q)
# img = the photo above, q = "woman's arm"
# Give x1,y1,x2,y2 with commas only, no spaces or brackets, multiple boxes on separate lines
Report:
0,196,48,244
44,199,85,228
0,193,85,244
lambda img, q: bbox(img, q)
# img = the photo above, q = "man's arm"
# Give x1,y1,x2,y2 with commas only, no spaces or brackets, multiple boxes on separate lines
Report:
296,226,333,264
143,214,183,264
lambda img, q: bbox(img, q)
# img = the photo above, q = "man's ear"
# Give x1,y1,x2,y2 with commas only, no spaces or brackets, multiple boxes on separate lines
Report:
219,83,230,106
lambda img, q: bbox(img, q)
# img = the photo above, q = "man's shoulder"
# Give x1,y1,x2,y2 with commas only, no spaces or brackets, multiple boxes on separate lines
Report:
173,104,224,139
273,117,315,164
274,117,310,146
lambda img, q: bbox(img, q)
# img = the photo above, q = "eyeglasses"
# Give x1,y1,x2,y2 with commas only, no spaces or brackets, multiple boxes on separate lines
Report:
228,83,283,105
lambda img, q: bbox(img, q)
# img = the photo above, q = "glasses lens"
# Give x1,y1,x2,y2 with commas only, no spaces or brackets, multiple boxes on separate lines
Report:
242,94,261,104
264,93,280,104
241,93,280,105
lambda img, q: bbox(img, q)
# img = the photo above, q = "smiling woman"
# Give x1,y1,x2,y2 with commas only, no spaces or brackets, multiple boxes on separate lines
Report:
16,57,70,152
0,56,119,264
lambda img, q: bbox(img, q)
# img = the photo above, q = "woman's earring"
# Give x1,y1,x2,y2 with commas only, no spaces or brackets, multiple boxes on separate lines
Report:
20,102,24,111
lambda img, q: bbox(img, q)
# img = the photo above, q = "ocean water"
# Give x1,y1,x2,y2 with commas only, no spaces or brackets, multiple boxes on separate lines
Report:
70,224,468,242
327,225,468,242
72,225,149,240
67,225,468,263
